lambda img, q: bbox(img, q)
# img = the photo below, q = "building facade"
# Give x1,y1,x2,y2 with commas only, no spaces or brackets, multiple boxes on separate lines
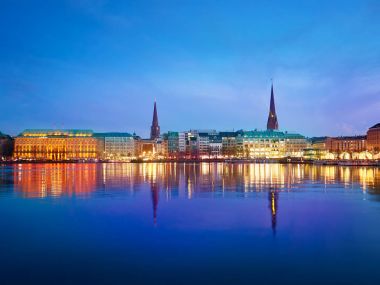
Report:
241,130,307,158
284,133,310,157
367,123,380,152
167,131,179,158
95,132,136,160
14,129,103,161
325,136,367,153
209,134,223,158
220,132,239,157
162,129,307,159
0,132,14,159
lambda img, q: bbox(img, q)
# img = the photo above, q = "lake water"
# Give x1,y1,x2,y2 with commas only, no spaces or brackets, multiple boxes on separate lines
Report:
1,163,380,285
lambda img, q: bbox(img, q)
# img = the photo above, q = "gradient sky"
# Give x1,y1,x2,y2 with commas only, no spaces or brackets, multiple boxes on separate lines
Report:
1,0,380,137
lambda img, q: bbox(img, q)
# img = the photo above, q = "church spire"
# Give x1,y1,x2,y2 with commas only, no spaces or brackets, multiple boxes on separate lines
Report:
150,100,160,140
267,83,279,130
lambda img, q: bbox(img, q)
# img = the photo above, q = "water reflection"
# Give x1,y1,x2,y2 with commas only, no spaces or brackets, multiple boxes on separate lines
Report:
1,162,380,231
12,163,99,198
269,191,279,235
151,182,159,225
3,163,380,197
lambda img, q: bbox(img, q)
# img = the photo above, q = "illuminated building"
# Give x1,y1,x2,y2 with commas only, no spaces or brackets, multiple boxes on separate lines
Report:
198,132,210,156
267,83,279,130
193,130,221,158
325,136,367,153
284,133,310,157
220,131,239,157
163,129,307,159
136,138,168,159
13,129,103,161
166,131,186,158
173,130,199,159
311,137,327,151
95,132,136,160
156,138,168,157
186,133,199,159
304,137,328,160
167,131,179,158
150,101,160,140
367,123,380,152
240,130,307,158
209,134,223,158
0,132,13,159
178,132,186,154
136,139,156,158
135,101,166,159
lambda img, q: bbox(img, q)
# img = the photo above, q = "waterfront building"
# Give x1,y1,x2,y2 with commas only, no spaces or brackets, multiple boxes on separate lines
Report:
209,134,223,158
13,129,103,161
195,130,219,158
150,101,160,140
197,132,210,157
156,138,168,158
163,129,307,159
95,132,136,160
303,137,328,160
0,132,14,159
284,133,310,157
325,136,367,153
185,131,199,159
195,131,223,158
178,132,186,154
267,83,279,130
240,130,307,158
167,131,179,158
181,130,223,159
311,137,328,151
367,123,380,152
136,139,156,158
220,132,239,157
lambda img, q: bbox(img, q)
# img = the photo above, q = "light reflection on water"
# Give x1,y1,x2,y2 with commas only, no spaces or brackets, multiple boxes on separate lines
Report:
1,163,379,198
1,162,380,233
1,163,380,285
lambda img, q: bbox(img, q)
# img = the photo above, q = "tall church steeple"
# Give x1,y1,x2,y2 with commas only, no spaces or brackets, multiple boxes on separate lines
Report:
150,100,160,140
267,83,279,130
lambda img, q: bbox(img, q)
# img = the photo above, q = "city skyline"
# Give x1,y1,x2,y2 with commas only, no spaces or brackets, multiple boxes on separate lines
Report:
1,0,380,137
2,2,380,285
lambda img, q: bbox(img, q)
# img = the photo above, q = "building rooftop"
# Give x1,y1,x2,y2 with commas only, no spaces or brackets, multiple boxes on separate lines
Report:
243,130,305,139
94,132,133,138
219,131,237,137
209,135,222,143
310,137,327,143
0,132,12,139
328,135,367,140
19,129,93,137
369,123,380,129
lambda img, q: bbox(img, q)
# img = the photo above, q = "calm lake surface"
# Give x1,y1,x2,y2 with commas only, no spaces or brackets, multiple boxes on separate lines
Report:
1,163,380,285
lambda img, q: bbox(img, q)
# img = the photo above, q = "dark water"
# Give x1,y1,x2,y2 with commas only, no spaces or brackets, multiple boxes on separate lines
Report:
1,163,380,285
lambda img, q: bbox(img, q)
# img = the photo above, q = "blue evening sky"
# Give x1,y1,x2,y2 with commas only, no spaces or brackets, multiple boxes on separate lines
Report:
1,0,379,137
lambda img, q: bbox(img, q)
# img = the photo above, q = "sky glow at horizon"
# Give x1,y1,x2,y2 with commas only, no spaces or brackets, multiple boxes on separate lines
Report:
1,0,380,137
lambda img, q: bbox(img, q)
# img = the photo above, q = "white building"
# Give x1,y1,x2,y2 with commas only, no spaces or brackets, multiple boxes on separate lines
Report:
95,133,136,160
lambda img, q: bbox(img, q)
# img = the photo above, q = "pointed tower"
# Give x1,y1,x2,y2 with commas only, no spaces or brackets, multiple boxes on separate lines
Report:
266,83,279,130
150,101,160,140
